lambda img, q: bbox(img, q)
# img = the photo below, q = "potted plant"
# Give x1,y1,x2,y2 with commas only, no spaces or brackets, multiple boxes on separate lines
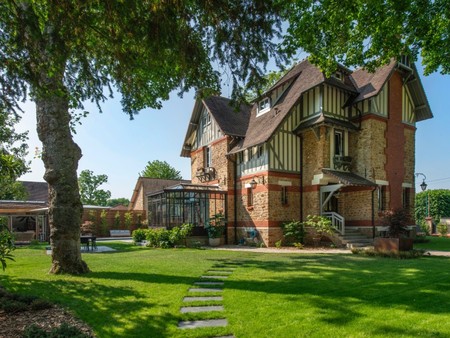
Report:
374,208,414,252
205,213,225,247
302,215,334,247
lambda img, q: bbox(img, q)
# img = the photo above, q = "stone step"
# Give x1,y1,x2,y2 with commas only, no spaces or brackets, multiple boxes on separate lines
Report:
188,288,223,293
194,281,224,286
183,296,223,302
180,305,224,313
178,319,228,329
201,275,229,279
207,270,233,274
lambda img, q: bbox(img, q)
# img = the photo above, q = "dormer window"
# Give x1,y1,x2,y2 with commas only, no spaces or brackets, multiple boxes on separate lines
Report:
333,71,343,81
257,97,271,116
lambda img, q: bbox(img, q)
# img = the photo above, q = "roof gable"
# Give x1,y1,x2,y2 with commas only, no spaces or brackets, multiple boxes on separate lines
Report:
181,96,251,157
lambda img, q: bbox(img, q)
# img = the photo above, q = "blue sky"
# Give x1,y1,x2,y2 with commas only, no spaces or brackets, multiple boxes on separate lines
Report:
17,61,450,199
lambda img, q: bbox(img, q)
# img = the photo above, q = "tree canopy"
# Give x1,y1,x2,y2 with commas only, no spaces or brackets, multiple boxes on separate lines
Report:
0,110,28,182
1,1,284,273
78,170,111,206
141,160,182,180
282,0,450,75
0,179,27,200
415,190,450,223
107,198,130,208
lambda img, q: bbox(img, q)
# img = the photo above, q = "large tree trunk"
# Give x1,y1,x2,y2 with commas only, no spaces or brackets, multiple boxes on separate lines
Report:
35,78,89,274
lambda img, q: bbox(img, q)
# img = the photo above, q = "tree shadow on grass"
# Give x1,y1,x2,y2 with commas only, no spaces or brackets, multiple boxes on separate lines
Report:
0,275,179,337
213,255,450,314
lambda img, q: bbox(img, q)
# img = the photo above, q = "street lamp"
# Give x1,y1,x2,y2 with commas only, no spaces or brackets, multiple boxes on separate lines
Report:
415,173,429,218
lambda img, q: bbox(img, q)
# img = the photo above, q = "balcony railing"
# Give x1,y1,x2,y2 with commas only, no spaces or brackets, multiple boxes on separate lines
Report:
196,167,216,182
333,155,352,171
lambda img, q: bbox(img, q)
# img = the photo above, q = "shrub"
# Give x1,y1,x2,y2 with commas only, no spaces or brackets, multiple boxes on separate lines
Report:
80,221,95,236
100,209,108,236
281,220,305,245
437,223,448,237
351,247,425,259
381,208,412,238
275,239,282,248
124,212,133,230
114,211,121,228
145,224,193,248
0,222,15,271
30,298,53,311
132,229,147,243
23,323,92,338
303,215,334,237
205,213,225,238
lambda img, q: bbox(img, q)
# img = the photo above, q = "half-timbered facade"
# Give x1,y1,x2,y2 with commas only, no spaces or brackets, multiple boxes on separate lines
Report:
175,58,432,246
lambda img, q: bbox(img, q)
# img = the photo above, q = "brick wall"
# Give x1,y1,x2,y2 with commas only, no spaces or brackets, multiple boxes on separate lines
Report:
349,117,387,181
386,71,406,210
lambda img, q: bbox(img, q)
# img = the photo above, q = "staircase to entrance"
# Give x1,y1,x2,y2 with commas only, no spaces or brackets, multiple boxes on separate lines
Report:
338,227,373,248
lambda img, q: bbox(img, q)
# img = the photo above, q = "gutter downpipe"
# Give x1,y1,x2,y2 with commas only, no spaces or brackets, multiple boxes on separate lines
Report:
300,135,304,222
371,186,377,239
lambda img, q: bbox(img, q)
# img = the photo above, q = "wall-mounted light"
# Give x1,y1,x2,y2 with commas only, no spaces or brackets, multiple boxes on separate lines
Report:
250,178,257,189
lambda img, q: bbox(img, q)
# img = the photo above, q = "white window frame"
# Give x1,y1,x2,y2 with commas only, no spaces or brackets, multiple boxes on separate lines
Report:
257,97,271,116
205,147,212,167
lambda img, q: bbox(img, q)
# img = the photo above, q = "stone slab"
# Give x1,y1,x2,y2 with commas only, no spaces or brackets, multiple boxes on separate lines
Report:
194,281,224,286
188,288,222,293
207,270,233,274
183,296,223,302
180,305,224,313
201,275,228,279
178,319,228,329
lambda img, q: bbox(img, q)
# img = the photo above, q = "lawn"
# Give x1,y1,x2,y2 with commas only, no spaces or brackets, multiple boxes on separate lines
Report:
1,243,450,337
414,236,450,251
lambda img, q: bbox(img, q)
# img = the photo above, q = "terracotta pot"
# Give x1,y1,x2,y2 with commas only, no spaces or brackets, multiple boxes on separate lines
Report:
209,237,221,247
374,237,414,252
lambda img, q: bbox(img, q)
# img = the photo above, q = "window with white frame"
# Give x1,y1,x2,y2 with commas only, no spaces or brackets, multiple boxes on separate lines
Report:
204,147,212,167
257,97,271,116
334,130,344,157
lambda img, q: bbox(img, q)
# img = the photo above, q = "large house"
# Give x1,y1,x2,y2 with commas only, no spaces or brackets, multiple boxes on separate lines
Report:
149,58,432,246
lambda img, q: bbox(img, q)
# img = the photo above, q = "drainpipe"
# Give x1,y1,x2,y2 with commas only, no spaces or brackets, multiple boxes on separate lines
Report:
371,186,377,239
300,135,304,222
233,157,238,244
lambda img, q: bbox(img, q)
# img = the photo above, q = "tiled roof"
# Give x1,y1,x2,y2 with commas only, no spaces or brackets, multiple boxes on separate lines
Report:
322,169,377,187
229,60,328,153
203,96,251,137
20,181,49,202
129,177,191,209
349,61,397,103
187,58,431,156
294,115,359,134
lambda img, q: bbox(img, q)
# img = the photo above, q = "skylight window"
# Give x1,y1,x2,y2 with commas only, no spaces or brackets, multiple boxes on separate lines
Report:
257,97,271,116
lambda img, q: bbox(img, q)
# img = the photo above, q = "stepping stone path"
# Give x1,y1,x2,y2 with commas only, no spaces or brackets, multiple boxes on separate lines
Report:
178,262,238,338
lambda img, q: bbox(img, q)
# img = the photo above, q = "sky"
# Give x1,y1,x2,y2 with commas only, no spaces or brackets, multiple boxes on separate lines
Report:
16,61,450,199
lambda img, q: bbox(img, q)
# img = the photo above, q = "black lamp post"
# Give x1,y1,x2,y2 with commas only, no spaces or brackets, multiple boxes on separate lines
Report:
415,173,429,217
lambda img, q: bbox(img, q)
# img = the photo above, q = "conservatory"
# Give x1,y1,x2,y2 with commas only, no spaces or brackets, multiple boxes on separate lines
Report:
147,183,227,233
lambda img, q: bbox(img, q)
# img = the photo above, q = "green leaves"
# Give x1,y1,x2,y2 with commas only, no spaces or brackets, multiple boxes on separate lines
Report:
282,0,449,75
78,169,111,206
415,190,450,223
0,221,15,271
140,160,182,180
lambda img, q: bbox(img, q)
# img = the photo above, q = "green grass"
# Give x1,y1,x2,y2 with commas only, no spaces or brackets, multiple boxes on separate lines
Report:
414,236,450,251
1,244,450,337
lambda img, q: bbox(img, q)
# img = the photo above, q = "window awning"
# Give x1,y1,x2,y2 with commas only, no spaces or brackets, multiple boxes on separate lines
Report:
322,169,377,187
